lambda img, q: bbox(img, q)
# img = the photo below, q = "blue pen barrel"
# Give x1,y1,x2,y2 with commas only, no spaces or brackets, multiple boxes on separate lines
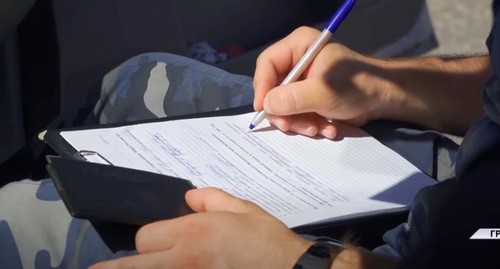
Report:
325,0,356,33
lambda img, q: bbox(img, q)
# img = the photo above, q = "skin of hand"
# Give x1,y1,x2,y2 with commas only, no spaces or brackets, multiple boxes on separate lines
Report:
89,188,400,269
253,27,492,138
254,27,383,139
89,187,313,269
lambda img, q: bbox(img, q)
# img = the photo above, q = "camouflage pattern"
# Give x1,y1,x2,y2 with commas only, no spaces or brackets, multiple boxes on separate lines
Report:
91,52,254,125
0,52,459,268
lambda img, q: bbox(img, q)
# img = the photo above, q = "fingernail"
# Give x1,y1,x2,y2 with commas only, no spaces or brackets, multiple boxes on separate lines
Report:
272,117,287,131
304,126,317,137
322,126,337,139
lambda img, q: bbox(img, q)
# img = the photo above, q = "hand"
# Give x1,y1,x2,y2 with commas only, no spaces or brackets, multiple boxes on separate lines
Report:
253,26,392,139
89,188,312,269
254,26,493,136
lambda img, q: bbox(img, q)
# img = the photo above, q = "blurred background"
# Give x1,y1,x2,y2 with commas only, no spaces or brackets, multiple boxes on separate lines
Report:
0,0,497,183
427,0,493,55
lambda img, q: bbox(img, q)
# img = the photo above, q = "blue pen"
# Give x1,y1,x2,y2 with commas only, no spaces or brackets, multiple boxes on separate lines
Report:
248,0,356,130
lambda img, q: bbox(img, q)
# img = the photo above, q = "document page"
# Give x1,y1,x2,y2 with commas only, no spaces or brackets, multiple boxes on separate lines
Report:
61,113,435,228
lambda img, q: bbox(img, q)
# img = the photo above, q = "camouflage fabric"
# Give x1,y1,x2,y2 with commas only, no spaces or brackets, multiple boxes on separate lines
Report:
0,53,459,268
90,52,254,125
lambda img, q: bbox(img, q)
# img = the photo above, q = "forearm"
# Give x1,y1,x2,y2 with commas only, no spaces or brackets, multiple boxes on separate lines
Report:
368,55,493,135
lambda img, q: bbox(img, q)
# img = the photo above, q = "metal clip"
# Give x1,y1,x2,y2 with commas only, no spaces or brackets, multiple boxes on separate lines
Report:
73,150,113,165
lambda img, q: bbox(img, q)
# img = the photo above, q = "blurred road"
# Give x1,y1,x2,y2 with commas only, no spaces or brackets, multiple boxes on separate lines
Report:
426,0,493,55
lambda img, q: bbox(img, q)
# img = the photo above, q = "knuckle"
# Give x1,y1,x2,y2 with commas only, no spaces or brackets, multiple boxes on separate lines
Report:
255,51,267,65
134,226,151,253
255,54,264,68
293,26,319,37
181,218,207,238
178,251,211,269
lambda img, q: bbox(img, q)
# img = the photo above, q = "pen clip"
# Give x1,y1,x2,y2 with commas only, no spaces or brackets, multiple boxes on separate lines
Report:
73,150,114,166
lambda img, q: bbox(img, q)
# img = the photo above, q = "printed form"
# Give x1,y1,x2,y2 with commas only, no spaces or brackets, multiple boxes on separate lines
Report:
61,113,436,228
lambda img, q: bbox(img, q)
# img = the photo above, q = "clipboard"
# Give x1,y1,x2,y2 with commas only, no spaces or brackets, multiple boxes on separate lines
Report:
43,105,254,160
42,105,254,226
42,105,418,249
46,155,195,225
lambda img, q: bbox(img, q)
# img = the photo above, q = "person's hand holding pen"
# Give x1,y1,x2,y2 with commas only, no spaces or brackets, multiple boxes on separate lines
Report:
252,23,492,138
252,27,390,139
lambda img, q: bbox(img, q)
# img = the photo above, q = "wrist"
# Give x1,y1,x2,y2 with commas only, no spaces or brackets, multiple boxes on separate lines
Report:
292,237,344,269
365,56,491,133
349,57,406,122
374,57,446,125
332,247,401,269
358,57,451,127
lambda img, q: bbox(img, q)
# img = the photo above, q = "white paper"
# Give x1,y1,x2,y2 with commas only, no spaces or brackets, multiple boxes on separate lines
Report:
61,113,436,228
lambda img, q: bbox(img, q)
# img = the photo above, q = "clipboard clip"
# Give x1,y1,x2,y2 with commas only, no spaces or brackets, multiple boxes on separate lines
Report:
73,150,114,166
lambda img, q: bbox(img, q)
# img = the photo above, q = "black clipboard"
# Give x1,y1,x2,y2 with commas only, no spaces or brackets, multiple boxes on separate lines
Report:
43,105,254,226
46,155,195,225
42,104,409,250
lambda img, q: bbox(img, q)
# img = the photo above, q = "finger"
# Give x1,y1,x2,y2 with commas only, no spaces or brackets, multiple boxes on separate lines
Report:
254,39,307,111
253,27,322,111
285,113,320,137
269,113,337,139
134,219,175,254
185,187,262,214
316,118,338,140
327,120,352,140
268,113,320,137
253,41,293,111
286,114,336,139
263,79,329,116
267,114,292,132
89,251,175,269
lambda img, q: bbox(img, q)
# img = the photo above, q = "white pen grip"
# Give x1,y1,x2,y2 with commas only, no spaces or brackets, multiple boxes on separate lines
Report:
250,29,333,130
281,29,333,86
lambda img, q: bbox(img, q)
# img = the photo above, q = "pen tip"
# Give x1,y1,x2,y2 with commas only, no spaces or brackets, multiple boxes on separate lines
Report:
248,124,255,131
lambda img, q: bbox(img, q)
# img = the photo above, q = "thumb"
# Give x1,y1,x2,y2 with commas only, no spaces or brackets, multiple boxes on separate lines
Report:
263,79,326,116
185,188,262,214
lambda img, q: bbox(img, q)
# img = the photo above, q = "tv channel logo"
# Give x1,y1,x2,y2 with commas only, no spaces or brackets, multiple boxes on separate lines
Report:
470,229,500,239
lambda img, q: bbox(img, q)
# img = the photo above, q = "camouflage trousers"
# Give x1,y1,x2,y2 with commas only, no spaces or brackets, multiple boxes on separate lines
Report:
0,53,460,268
